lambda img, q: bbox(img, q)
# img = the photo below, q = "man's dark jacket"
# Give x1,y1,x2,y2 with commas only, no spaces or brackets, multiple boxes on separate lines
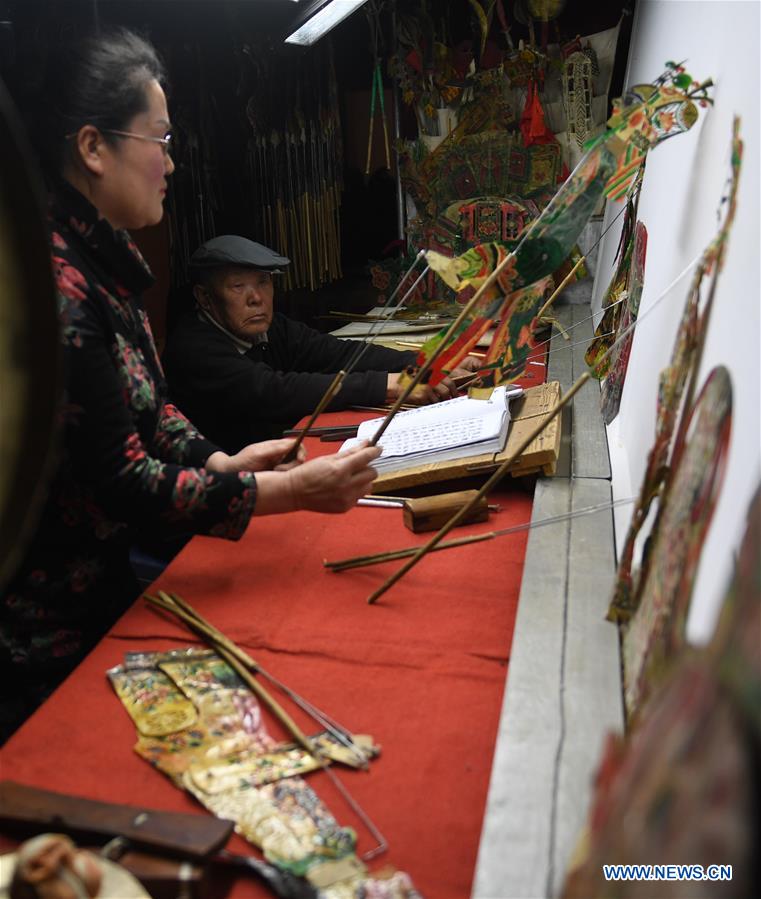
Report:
163,310,417,452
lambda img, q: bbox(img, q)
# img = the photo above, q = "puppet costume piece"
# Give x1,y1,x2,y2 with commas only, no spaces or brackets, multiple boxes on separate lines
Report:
108,665,197,736
108,649,415,897
599,222,647,423
585,173,644,375
622,367,732,718
585,170,648,423
111,650,370,783
0,181,259,738
115,650,359,871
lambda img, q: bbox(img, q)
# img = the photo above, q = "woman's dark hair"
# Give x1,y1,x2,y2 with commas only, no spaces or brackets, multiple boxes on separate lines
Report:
35,27,166,173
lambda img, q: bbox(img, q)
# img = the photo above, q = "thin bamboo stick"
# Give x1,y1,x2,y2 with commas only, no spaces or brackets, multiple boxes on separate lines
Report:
363,246,708,604
146,593,317,758
536,254,587,321
325,531,495,571
151,592,370,768
328,497,636,572
281,370,345,463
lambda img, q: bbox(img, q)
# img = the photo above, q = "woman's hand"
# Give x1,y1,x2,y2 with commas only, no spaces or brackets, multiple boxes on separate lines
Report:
206,438,306,475
288,443,381,512
253,442,382,515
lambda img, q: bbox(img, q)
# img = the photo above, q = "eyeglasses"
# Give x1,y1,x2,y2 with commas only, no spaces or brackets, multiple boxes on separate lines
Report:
101,129,173,155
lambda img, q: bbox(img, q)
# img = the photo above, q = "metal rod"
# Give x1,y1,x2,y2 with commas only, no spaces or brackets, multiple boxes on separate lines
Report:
326,497,636,571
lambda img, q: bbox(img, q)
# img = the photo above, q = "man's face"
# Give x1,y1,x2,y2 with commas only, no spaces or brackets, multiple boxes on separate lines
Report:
202,267,274,341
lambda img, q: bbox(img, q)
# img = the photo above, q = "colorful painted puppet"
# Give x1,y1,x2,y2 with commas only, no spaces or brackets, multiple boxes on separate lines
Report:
407,62,710,389
109,648,417,897
608,118,743,624
585,167,648,423
621,366,732,717
562,487,759,899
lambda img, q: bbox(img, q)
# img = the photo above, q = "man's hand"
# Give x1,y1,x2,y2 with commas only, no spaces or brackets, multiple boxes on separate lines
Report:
386,364,485,404
386,373,460,405
450,355,482,374
206,438,307,475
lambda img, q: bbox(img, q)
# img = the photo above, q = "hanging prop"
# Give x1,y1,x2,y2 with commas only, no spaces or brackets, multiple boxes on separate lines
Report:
562,51,594,147
520,78,557,147
364,2,391,176
244,42,343,292
467,0,496,60
527,0,566,45
365,63,392,175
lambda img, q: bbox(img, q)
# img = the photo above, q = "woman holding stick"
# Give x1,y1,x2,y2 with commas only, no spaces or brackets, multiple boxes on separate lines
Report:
0,28,379,742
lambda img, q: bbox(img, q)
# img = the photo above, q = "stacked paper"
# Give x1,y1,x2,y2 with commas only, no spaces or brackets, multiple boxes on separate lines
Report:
340,386,523,474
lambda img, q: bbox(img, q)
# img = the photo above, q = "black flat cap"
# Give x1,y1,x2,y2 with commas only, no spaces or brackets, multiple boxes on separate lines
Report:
190,235,290,272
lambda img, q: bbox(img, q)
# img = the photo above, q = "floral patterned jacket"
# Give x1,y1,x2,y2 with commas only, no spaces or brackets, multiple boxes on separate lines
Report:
0,180,258,696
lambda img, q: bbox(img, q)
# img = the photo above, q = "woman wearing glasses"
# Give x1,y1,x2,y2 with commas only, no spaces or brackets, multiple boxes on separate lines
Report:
0,29,379,741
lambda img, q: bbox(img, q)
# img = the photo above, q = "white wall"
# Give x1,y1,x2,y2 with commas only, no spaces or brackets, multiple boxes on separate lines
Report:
593,0,761,644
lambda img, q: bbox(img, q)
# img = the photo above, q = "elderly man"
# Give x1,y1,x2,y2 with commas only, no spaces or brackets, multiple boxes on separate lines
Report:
163,236,470,453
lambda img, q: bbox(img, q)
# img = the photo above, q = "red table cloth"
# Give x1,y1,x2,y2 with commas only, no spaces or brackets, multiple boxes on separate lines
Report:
0,367,545,896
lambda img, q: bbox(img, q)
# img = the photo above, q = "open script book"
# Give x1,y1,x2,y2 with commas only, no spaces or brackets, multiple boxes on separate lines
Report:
341,385,523,475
